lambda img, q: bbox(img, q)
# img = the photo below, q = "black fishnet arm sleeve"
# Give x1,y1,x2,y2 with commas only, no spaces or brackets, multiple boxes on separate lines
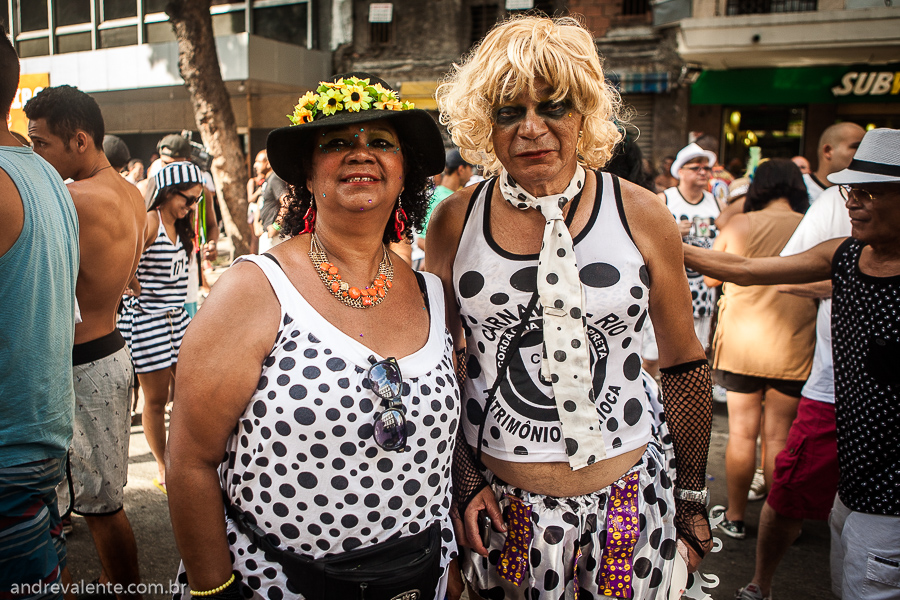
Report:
452,427,489,513
452,348,489,512
659,359,713,558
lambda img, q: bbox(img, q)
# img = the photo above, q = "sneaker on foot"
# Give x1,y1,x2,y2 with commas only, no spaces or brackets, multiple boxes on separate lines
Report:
748,468,767,501
735,583,770,600
713,383,728,403
711,506,746,539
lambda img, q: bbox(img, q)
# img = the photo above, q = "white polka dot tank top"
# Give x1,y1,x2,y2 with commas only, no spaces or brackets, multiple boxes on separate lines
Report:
201,255,460,599
135,211,189,313
454,172,653,463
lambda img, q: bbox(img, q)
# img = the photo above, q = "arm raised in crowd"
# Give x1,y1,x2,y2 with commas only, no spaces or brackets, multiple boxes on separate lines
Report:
682,237,844,287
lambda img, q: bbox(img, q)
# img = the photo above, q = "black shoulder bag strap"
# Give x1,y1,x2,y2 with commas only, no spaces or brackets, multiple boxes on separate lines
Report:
474,289,540,466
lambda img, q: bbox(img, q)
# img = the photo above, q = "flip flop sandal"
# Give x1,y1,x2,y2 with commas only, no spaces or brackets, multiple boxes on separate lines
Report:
152,478,167,495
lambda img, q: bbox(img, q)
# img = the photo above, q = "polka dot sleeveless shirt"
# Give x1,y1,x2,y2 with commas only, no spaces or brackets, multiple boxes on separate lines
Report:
454,173,653,464
175,255,459,599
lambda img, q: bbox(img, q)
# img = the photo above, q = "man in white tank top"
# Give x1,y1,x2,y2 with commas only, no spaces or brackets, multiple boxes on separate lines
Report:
660,143,721,349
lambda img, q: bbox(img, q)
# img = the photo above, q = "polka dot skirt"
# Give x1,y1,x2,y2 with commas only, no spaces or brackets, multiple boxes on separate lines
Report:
462,444,678,599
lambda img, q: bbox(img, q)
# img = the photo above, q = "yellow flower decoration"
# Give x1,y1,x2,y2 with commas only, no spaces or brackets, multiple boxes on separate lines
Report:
288,105,315,125
297,91,318,110
287,78,415,125
318,88,344,116
371,83,395,102
376,98,403,111
343,84,373,112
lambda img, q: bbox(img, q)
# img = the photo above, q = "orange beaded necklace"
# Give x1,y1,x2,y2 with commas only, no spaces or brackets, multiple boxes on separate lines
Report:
309,232,393,309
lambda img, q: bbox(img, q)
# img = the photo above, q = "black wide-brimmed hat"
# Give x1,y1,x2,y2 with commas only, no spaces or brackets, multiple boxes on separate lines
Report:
267,72,445,187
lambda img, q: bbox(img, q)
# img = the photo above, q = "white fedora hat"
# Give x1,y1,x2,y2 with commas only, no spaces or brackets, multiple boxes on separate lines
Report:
671,143,717,178
828,128,900,185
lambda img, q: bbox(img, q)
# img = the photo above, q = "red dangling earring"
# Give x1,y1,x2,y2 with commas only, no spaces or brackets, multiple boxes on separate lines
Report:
299,201,317,235
393,200,408,239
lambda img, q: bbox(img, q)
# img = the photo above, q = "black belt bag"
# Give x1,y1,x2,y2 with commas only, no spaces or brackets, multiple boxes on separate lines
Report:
225,503,441,600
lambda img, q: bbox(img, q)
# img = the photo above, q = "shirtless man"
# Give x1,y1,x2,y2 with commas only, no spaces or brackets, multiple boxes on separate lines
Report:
25,86,146,600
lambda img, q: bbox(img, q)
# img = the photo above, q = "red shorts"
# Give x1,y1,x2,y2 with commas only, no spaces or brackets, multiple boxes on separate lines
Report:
766,396,838,521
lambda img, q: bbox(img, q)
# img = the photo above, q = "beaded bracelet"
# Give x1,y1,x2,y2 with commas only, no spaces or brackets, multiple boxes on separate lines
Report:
190,573,235,597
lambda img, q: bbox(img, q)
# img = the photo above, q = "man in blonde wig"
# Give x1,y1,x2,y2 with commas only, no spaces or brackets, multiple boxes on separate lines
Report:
427,16,713,599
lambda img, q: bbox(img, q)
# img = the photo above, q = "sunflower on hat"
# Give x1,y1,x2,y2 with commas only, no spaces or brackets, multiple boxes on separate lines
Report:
286,76,414,126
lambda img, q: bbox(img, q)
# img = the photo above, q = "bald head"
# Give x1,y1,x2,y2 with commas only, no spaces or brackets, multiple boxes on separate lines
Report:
254,149,271,178
816,122,865,178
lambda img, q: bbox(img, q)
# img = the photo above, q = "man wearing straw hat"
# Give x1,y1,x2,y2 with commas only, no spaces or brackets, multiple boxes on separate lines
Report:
683,128,900,600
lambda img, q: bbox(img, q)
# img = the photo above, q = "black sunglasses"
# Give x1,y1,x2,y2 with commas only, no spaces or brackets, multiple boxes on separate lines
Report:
366,356,408,452
176,190,202,207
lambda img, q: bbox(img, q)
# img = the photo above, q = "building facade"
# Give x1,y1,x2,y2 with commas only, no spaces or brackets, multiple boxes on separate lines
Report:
335,0,691,165
6,0,332,165
665,0,900,170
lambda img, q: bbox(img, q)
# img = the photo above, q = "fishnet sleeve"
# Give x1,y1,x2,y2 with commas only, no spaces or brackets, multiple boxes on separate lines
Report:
660,359,713,557
452,348,489,511
452,427,489,512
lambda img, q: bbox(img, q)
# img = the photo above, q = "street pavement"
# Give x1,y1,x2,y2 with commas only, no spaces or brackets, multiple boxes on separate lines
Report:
63,263,835,599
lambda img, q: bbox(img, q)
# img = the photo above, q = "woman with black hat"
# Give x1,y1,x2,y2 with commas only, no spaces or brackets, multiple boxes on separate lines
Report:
166,74,458,600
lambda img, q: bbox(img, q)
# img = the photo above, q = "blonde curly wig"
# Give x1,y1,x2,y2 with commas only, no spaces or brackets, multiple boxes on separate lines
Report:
436,15,624,175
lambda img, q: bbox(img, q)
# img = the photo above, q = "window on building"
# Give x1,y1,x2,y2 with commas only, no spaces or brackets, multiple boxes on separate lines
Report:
145,0,168,13
102,0,137,21
0,0,9,32
146,20,176,43
100,24,137,48
506,1,557,15
726,0,816,14
369,21,392,46
18,37,49,57
254,3,309,47
212,11,246,36
58,31,92,53
18,0,48,32
470,3,499,46
56,0,91,27
621,0,651,16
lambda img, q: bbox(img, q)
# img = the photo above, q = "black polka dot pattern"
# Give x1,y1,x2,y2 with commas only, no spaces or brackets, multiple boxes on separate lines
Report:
831,239,900,515
173,260,459,599
455,172,654,465
462,446,678,598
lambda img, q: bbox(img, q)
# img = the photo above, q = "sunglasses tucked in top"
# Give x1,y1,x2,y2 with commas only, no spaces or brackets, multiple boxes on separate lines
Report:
366,356,409,452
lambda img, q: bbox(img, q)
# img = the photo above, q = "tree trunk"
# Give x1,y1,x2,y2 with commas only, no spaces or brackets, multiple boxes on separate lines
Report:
166,0,251,256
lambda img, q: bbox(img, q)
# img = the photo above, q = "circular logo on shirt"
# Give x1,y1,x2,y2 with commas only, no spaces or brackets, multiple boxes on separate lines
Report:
496,320,609,423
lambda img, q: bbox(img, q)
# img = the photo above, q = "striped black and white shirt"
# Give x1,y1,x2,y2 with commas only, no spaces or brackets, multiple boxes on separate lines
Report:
135,211,189,313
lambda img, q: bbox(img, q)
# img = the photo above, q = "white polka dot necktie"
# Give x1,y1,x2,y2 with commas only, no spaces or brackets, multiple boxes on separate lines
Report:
499,166,607,469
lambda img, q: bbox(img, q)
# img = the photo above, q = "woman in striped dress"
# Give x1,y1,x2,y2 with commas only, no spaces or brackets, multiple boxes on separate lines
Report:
121,162,202,490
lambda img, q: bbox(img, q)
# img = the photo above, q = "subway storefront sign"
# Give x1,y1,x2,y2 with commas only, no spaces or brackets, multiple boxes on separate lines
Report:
691,64,900,105
7,73,50,138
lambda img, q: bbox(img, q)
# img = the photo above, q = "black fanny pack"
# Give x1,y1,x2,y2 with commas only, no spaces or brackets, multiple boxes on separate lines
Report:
225,502,441,600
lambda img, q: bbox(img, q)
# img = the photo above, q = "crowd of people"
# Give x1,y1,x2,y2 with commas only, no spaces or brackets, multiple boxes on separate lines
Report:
1,14,898,600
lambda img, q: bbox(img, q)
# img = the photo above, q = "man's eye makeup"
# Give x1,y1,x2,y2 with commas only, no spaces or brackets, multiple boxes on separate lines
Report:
493,99,572,125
